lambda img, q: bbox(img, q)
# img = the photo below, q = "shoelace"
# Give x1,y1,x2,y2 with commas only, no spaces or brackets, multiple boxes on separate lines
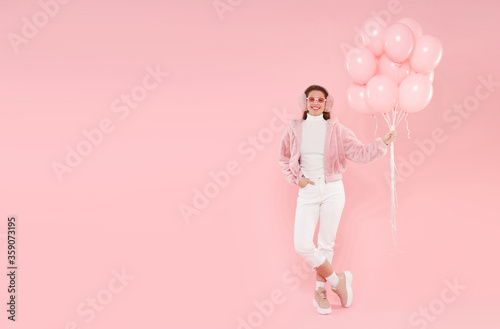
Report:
317,290,327,300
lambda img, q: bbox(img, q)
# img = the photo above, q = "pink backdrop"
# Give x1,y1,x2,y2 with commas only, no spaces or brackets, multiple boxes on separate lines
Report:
1,0,499,328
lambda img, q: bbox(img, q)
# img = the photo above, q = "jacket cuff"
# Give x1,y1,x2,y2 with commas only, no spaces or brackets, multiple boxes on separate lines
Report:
378,137,389,149
295,169,303,185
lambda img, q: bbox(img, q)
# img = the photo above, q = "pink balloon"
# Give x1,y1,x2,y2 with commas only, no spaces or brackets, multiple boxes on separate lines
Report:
345,47,377,85
397,18,423,39
378,54,411,85
360,17,386,57
366,75,399,113
409,35,443,73
347,83,373,115
399,74,433,113
383,23,415,63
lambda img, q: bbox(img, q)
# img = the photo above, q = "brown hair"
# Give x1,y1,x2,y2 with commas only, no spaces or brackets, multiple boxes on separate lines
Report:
302,85,331,120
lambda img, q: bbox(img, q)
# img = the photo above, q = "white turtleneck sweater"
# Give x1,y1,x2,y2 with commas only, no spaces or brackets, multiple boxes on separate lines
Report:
300,112,327,179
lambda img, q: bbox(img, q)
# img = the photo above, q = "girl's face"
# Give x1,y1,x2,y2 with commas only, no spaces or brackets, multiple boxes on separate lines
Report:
306,90,326,116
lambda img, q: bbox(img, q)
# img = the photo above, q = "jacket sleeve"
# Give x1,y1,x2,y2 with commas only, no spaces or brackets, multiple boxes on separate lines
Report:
342,125,388,164
278,126,301,186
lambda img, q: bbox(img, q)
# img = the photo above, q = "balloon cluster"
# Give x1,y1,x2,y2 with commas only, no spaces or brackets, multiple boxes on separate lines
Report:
346,17,443,115
345,18,443,255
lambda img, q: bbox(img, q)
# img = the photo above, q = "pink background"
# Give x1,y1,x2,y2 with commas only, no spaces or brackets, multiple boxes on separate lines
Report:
1,0,499,328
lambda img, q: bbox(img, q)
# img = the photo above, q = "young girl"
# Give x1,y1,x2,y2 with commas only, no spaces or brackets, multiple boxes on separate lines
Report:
278,85,396,315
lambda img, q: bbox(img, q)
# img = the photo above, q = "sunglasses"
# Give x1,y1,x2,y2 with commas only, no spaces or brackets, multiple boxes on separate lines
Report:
307,96,326,104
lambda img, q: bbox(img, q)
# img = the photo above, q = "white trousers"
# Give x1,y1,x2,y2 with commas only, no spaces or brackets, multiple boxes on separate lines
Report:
294,177,345,269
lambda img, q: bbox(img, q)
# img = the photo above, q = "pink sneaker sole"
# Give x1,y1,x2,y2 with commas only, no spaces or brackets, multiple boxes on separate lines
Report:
312,297,332,315
343,271,353,307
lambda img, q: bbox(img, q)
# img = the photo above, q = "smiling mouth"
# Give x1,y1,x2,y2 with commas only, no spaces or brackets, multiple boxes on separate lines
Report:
311,106,320,110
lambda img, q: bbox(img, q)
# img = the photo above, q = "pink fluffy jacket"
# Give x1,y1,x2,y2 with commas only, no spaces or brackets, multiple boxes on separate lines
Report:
278,116,389,186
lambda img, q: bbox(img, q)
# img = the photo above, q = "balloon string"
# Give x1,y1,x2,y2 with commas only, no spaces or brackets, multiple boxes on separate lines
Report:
394,166,399,209
373,114,378,138
393,107,402,208
392,105,402,130
405,112,411,140
381,110,400,179
395,107,405,127
394,155,401,183
396,106,402,126
376,106,402,254
382,112,390,127
394,107,400,125
391,107,396,129
389,105,401,254
390,132,400,254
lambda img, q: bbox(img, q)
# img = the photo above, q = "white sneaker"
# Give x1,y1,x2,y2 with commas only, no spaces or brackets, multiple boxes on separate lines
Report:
312,287,332,315
331,271,353,307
